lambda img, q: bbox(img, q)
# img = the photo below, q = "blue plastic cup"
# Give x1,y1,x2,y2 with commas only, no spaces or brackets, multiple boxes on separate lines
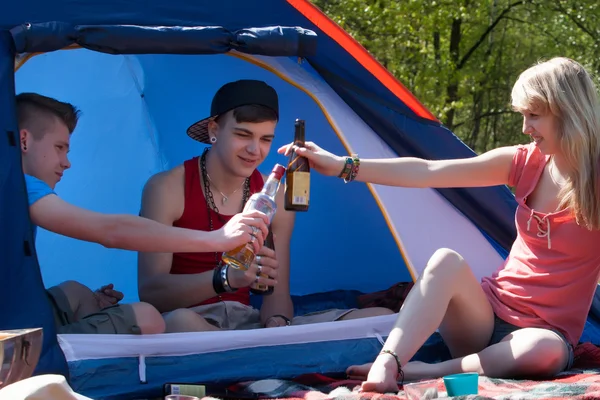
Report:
443,372,479,396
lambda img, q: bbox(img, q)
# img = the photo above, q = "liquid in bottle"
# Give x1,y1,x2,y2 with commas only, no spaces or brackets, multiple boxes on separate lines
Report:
284,119,310,212
221,164,286,271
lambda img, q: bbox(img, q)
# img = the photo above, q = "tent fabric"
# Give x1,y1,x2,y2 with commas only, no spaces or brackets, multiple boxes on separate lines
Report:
2,0,523,395
60,315,398,362
2,0,519,250
56,315,451,400
14,47,506,300
0,31,70,379
11,23,318,56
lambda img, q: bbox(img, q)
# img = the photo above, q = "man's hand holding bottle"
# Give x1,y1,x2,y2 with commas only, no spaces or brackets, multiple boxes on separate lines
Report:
213,210,269,252
228,246,279,290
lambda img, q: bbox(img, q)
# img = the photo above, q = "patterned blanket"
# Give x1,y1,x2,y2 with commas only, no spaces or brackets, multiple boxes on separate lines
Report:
204,343,600,400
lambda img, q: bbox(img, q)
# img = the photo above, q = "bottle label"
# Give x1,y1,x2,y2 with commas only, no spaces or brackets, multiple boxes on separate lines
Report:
245,195,277,221
168,384,206,397
291,171,310,205
255,275,269,291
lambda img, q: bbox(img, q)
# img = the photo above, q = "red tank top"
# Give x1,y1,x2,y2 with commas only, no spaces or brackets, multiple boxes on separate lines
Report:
171,156,265,306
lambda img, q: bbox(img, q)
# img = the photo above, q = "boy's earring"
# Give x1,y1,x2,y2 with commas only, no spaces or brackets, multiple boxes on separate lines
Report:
210,137,217,144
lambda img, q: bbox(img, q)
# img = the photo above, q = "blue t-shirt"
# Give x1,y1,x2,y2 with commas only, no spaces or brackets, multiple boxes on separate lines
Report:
24,174,56,235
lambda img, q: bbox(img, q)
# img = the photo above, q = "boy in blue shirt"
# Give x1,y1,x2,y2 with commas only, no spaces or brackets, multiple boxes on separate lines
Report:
17,92,269,335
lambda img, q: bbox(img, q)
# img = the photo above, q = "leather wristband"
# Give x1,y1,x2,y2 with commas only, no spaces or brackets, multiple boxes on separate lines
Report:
212,264,236,294
212,265,226,294
220,264,235,292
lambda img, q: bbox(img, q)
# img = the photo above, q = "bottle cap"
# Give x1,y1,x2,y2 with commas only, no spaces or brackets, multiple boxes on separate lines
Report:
271,164,286,179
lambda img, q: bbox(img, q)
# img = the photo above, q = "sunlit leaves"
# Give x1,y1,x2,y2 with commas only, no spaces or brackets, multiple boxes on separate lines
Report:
310,0,598,153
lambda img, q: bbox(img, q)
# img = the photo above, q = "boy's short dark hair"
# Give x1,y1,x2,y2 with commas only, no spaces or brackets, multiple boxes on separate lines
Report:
215,104,278,125
16,93,81,137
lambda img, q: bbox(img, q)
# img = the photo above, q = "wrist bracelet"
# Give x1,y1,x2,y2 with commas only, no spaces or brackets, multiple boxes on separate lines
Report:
346,154,360,183
380,349,404,383
265,314,291,327
339,154,360,183
220,264,236,292
338,157,353,179
212,264,236,294
212,265,226,294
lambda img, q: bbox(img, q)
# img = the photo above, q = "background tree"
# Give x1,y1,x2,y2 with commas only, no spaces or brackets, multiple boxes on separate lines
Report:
311,0,599,154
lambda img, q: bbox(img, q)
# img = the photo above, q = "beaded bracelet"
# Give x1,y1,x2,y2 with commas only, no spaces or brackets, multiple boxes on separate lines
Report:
380,349,404,383
344,154,360,183
338,156,353,180
338,154,360,183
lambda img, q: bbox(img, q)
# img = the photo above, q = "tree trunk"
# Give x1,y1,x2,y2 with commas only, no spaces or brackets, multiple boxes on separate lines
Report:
444,16,462,129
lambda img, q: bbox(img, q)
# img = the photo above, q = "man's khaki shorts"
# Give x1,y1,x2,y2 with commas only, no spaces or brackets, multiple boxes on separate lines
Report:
47,285,141,335
174,301,356,330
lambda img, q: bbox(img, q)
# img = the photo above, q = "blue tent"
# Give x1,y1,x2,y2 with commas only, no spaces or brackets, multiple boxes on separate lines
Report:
1,1,522,398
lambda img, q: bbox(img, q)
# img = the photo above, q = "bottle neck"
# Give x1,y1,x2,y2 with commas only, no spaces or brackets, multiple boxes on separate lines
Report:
261,174,281,198
294,129,305,144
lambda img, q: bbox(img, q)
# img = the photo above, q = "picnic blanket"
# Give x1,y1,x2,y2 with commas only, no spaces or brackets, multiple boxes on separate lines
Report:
204,343,600,400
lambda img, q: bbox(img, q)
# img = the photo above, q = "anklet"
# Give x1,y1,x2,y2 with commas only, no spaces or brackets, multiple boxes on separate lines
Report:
380,349,404,384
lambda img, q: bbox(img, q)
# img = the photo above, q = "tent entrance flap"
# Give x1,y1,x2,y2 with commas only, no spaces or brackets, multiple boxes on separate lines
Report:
0,29,70,378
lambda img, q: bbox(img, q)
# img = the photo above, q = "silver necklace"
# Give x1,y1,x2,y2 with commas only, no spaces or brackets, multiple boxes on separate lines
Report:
205,171,245,205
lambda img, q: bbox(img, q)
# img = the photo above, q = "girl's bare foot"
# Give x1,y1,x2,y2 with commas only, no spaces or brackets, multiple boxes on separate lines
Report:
346,362,372,380
346,359,441,393
352,354,401,393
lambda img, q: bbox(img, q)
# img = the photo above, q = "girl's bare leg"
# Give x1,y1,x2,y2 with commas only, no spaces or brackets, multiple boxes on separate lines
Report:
395,328,570,381
346,248,495,393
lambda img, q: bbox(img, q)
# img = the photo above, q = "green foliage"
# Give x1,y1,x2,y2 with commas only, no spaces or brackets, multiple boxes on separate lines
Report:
311,0,599,154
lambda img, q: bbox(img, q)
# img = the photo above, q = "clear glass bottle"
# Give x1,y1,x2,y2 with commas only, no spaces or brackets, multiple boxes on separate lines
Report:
221,164,285,271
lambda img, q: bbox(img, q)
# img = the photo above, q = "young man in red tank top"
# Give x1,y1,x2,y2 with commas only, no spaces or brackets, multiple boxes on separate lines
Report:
138,80,393,331
18,92,269,337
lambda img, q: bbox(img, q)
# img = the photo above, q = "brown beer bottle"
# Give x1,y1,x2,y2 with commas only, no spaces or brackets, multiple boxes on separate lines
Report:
284,119,310,211
250,227,275,296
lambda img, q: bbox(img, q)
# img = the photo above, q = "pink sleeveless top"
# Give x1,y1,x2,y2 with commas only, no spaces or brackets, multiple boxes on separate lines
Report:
482,143,600,346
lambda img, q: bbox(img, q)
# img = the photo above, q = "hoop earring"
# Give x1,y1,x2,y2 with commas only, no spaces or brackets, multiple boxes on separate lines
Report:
210,137,217,144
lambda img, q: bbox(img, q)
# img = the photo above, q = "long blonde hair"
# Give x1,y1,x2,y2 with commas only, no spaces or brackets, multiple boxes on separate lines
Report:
511,57,600,230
